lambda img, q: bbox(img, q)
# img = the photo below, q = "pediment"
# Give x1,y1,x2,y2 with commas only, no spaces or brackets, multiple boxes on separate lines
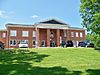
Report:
39,19,67,25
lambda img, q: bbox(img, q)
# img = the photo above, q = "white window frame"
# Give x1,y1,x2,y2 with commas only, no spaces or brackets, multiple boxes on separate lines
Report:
76,32,78,37
22,31,28,37
2,33,6,38
64,30,66,37
71,32,74,37
80,32,83,37
10,30,17,36
50,32,54,38
33,40,36,46
10,40,16,46
33,31,36,37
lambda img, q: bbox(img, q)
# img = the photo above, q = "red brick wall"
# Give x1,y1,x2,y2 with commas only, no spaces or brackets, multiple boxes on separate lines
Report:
1,26,86,48
0,31,7,48
39,28,47,47
7,27,35,48
67,29,86,41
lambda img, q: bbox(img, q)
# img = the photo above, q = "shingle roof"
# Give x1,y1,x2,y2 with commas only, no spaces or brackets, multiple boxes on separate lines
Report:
38,18,69,25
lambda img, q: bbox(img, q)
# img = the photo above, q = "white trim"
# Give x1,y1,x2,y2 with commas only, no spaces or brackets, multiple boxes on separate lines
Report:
0,29,7,31
22,31,29,37
64,30,66,37
80,32,83,37
10,30,17,36
36,24,69,29
76,32,78,37
33,31,36,37
71,32,74,37
2,33,6,38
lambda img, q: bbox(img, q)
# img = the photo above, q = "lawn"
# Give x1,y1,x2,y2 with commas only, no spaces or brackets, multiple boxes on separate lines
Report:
0,48,100,75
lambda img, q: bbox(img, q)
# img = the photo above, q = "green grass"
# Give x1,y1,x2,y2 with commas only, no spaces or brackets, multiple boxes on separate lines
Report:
0,48,100,75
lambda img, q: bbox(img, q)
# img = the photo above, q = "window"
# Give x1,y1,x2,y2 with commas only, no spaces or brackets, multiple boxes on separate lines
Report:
33,31,36,37
71,32,74,37
76,32,78,37
33,40,36,46
64,30,66,37
10,40,16,46
41,40,45,47
50,32,54,38
80,32,83,37
22,31,28,37
2,33,6,38
10,30,17,36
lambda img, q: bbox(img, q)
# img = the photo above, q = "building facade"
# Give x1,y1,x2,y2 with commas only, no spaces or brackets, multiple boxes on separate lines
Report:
0,19,86,48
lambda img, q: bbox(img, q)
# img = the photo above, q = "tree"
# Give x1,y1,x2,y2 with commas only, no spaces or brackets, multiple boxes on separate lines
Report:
80,0,100,47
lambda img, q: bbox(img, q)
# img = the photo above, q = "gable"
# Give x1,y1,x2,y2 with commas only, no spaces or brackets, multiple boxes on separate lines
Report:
39,19,67,25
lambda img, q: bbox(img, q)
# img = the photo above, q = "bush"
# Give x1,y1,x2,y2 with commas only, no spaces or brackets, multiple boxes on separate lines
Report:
96,37,100,47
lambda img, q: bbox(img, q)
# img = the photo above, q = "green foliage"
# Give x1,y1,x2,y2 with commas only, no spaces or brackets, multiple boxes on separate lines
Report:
80,0,100,33
80,0,100,47
86,33,100,47
96,37,100,47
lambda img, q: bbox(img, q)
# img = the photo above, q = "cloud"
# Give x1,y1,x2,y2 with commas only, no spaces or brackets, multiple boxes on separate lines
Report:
0,10,5,18
0,10,9,19
31,15,39,19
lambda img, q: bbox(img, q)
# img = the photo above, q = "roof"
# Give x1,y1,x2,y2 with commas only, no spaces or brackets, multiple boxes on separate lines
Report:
68,27,86,30
5,18,85,30
6,23,35,28
38,18,69,25
35,18,70,29
0,29,7,31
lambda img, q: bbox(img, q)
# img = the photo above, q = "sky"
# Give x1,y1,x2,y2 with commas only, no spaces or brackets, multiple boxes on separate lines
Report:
0,0,82,29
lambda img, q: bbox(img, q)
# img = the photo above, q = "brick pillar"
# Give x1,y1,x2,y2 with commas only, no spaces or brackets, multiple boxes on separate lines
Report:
7,29,10,48
47,29,50,47
36,28,39,48
29,29,33,48
67,29,69,40
57,29,60,47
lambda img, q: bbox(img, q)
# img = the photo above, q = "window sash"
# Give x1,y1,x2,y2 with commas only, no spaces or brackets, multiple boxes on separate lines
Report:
64,30,66,37
76,32,78,37
2,33,6,38
10,30,17,36
80,32,83,37
22,31,28,37
33,31,36,37
71,32,74,37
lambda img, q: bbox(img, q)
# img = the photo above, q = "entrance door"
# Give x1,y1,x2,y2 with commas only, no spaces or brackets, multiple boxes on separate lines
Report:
41,40,45,47
50,40,55,47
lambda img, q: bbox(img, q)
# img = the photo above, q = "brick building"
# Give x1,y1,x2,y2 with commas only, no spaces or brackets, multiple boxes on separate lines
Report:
0,19,86,48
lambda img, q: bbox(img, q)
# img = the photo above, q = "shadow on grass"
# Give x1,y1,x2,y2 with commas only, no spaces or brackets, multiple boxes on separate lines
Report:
0,62,82,75
95,47,100,51
0,49,49,63
0,49,83,75
86,69,100,75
